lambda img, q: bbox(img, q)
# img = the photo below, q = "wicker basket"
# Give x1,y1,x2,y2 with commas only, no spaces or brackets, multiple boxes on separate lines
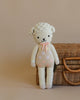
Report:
36,43,80,86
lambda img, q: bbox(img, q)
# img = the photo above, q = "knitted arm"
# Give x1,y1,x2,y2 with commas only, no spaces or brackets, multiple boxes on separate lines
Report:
31,45,38,67
50,44,59,65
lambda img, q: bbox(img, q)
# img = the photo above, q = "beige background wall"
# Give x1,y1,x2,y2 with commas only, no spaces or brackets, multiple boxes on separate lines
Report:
0,0,80,64
0,0,80,99
0,0,80,81
0,0,80,74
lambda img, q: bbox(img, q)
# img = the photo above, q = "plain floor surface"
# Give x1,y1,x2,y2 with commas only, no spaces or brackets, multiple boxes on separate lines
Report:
0,59,80,100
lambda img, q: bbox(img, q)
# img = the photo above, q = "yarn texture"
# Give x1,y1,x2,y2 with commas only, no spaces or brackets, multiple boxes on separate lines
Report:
31,22,59,89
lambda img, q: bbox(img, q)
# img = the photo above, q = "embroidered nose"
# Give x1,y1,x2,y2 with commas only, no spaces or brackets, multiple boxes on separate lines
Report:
43,38,45,41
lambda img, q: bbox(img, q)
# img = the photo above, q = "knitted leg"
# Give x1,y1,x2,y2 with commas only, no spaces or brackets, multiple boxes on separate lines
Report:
46,67,54,89
38,67,45,89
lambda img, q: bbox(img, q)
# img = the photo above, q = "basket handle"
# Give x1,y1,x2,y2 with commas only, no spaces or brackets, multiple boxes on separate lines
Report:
63,57,80,73
63,57,80,85
63,71,80,85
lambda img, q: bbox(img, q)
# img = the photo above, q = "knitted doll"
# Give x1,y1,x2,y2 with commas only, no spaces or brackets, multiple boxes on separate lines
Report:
31,22,59,89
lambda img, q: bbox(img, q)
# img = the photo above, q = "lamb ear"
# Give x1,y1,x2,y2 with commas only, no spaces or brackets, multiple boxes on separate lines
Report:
51,26,55,33
31,27,35,35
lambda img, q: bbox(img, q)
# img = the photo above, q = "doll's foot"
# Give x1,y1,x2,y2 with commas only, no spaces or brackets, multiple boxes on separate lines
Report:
40,84,46,89
46,84,52,89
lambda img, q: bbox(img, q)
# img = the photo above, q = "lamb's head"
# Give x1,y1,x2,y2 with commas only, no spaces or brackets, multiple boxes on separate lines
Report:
31,22,55,44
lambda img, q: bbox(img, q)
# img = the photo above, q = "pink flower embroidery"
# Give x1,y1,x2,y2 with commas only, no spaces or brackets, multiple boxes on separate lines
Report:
43,61,45,63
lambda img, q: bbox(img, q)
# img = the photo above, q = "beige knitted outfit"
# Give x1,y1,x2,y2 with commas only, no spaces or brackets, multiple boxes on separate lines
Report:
36,42,54,67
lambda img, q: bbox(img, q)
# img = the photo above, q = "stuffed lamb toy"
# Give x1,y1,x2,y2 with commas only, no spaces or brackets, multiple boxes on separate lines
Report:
31,22,59,89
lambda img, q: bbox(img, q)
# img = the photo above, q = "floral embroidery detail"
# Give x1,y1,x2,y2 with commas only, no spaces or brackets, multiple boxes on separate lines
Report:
43,61,45,63
38,56,41,59
49,51,52,54
36,43,54,67
42,51,45,55
46,56,49,59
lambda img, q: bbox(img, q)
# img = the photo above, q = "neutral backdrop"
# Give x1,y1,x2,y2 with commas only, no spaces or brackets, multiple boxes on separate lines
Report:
0,0,80,100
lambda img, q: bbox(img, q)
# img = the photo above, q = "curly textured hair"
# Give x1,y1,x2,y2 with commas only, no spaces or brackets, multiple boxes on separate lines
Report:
31,22,55,35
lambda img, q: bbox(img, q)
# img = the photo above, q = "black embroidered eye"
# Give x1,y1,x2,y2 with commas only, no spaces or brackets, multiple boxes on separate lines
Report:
48,35,50,37
37,36,39,39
